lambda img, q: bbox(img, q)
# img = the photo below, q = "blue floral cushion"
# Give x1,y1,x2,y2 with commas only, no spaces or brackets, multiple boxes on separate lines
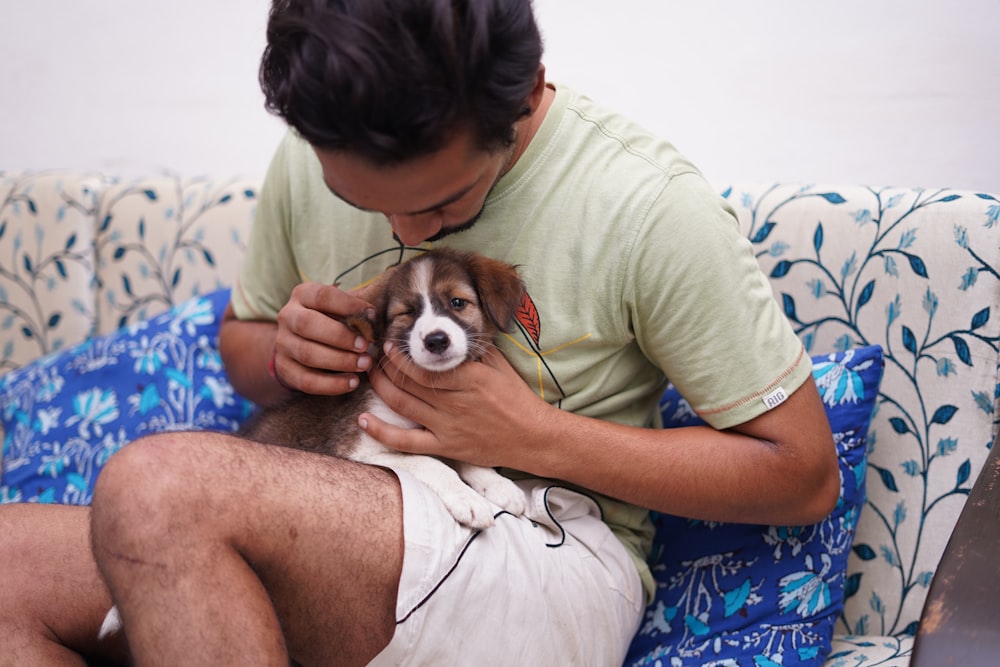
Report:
627,345,884,667
0,289,253,504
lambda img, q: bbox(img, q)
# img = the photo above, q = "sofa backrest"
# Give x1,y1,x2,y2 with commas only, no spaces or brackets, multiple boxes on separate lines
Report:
723,184,1000,636
3,172,998,639
0,172,258,374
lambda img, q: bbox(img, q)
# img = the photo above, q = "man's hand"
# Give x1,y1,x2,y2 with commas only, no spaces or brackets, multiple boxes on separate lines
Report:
220,282,377,405
361,343,551,470
271,282,377,395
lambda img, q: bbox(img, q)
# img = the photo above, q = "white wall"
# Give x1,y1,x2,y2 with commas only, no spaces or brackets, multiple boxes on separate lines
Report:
0,0,283,178
1,1,997,190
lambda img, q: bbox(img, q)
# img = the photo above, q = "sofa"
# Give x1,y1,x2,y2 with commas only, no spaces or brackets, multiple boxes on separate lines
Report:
1,170,997,666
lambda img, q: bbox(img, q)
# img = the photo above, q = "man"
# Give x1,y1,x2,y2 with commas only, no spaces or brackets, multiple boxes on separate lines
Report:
0,1,839,664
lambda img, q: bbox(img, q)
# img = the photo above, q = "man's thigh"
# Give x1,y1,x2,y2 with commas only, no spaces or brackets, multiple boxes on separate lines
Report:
91,431,406,664
372,474,645,666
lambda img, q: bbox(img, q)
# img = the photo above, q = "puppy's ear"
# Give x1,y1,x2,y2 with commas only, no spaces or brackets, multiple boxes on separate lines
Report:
468,255,526,333
343,265,396,344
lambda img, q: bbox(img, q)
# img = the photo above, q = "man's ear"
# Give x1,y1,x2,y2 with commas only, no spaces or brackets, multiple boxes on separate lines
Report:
468,255,526,333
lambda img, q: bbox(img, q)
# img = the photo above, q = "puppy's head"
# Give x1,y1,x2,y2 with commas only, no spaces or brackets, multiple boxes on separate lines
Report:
359,249,525,372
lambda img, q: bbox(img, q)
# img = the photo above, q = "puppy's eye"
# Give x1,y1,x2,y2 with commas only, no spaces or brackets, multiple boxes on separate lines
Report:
449,297,468,310
388,304,416,319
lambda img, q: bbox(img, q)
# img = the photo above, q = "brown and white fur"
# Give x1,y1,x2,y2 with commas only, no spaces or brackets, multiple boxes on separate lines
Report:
237,248,529,528
99,249,528,640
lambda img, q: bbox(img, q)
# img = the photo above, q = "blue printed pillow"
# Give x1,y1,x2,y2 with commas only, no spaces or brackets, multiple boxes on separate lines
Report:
0,289,254,504
627,345,884,667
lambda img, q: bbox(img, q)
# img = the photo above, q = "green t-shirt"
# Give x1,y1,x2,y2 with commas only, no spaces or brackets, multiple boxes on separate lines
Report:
232,83,812,603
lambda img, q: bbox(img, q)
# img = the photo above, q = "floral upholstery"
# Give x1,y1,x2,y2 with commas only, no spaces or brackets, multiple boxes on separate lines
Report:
1,172,998,666
0,172,105,374
0,171,258,374
95,177,258,333
724,184,1000,665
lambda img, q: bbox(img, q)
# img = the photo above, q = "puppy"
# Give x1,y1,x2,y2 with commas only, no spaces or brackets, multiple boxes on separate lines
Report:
99,249,528,640
238,247,529,528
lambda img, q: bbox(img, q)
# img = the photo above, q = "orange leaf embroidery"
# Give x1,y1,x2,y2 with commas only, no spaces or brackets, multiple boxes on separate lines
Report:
517,292,541,345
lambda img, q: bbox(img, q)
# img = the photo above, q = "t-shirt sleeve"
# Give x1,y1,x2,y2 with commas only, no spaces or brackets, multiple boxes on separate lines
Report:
626,171,811,430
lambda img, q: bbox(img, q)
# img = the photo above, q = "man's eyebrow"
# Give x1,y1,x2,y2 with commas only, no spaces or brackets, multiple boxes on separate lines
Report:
323,181,476,216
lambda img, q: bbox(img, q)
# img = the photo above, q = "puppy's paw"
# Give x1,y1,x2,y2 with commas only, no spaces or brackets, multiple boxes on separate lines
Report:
477,475,527,517
458,465,527,518
439,488,497,530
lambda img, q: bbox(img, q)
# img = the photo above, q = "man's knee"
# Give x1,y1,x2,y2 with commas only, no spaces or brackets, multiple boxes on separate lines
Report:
91,432,210,555
95,433,183,508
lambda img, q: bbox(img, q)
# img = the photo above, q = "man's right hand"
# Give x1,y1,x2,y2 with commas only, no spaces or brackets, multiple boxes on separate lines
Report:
219,282,375,405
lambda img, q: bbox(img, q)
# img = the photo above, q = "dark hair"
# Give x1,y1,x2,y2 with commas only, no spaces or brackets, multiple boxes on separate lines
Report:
260,0,543,165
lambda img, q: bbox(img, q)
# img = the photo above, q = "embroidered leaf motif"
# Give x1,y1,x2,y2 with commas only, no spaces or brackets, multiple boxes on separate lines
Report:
516,291,540,345
956,459,972,487
971,307,990,330
751,221,776,244
873,465,899,492
844,572,863,598
770,260,792,278
903,252,929,278
930,404,958,425
853,544,877,561
950,335,973,366
856,280,875,312
781,293,798,321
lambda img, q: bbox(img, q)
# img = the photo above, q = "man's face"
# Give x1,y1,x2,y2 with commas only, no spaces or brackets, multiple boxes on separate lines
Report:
314,133,513,247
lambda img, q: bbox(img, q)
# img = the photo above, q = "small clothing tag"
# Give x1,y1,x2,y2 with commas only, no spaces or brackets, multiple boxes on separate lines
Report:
762,387,789,410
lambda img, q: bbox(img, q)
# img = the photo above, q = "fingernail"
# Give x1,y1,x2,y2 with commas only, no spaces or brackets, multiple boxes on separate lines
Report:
383,341,394,354
354,335,366,351
357,355,371,371
366,308,376,321
349,376,359,390
358,416,369,430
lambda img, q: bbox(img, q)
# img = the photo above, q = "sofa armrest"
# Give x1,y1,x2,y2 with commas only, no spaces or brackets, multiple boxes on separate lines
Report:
912,432,1000,666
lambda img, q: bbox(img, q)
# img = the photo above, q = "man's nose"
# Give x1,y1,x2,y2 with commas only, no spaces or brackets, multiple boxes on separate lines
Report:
389,214,442,246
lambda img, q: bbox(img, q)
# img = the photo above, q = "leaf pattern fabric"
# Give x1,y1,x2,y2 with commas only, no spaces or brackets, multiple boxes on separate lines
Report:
2,174,998,666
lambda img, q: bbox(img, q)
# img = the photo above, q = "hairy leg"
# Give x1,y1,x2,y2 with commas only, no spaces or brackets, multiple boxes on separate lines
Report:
90,431,404,667
0,503,128,666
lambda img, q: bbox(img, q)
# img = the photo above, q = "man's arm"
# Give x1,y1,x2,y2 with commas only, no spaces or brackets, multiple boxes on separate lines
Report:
361,344,840,526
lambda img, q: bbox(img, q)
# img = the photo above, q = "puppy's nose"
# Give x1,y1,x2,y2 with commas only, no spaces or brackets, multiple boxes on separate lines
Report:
423,331,451,355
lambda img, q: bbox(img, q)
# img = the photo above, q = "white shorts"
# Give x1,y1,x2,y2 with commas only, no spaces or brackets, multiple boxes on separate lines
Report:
369,468,644,666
